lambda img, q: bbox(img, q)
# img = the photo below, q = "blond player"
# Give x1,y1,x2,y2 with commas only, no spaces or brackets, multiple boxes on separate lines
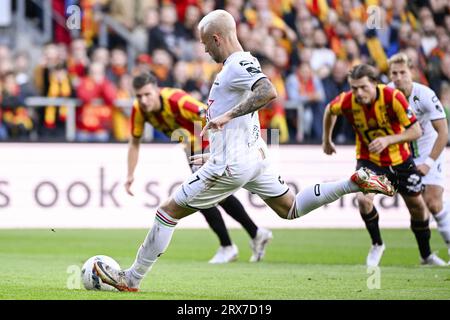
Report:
388,52,450,260
93,10,394,292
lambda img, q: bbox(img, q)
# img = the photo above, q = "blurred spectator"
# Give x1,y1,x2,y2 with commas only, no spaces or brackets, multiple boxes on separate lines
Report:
310,28,336,79
144,6,159,30
151,48,175,87
91,47,110,66
173,61,200,99
112,74,132,142
333,0,366,23
185,43,219,101
182,4,202,40
343,38,363,67
391,0,418,30
0,71,33,140
107,0,157,30
323,11,350,60
225,0,245,23
321,59,354,144
33,43,63,95
39,63,73,140
427,31,449,94
403,46,429,85
428,0,448,26
133,53,153,75
286,62,325,142
421,18,439,57
0,45,12,70
107,48,128,85
76,62,117,142
67,38,89,88
14,51,37,100
147,3,187,61
398,23,413,51
79,0,102,47
438,54,450,96
295,17,315,49
445,14,450,32
373,6,399,57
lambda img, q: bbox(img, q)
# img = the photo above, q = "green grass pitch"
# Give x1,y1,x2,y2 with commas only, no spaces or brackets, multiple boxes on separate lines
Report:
0,228,449,300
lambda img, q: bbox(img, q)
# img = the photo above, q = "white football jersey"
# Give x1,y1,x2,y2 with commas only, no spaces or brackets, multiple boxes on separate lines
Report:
206,51,268,167
388,82,446,163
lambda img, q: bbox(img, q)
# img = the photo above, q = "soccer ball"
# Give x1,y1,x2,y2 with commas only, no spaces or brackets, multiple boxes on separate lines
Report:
81,255,120,291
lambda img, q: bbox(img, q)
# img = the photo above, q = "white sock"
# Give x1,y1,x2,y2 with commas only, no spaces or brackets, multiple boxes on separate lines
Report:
288,179,359,219
433,208,450,248
126,208,178,287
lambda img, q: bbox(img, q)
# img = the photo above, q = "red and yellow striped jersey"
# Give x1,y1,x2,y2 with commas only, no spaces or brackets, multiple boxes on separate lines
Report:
329,84,417,167
131,87,208,154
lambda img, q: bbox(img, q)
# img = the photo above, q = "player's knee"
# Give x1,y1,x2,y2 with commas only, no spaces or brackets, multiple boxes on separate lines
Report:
357,194,373,213
426,201,442,215
406,199,428,219
160,199,180,219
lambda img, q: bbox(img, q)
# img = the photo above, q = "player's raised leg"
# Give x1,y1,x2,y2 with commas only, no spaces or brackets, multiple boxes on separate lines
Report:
261,167,394,220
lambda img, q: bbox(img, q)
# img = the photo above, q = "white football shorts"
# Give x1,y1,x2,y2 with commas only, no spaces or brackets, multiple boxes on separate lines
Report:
173,147,290,210
416,154,445,188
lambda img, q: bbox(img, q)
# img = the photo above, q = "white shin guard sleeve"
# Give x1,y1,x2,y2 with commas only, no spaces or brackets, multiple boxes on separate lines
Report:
293,179,357,218
128,209,178,280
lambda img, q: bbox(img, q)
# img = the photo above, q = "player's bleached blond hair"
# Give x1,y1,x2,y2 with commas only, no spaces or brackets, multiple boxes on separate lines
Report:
198,10,236,37
388,52,413,69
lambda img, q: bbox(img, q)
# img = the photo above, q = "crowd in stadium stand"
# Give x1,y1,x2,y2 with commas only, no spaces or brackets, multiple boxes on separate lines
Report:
0,0,449,144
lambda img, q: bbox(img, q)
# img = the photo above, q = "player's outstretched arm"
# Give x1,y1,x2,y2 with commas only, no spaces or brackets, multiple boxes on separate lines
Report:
322,104,338,155
126,136,141,196
417,118,448,175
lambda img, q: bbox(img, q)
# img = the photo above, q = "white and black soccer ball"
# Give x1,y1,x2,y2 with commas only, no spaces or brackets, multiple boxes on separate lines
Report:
81,255,120,291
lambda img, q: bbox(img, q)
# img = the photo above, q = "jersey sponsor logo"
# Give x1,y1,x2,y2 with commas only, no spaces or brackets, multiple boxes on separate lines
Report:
246,66,262,76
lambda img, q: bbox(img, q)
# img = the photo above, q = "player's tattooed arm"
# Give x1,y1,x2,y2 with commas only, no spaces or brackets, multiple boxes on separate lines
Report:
228,78,277,119
200,78,277,136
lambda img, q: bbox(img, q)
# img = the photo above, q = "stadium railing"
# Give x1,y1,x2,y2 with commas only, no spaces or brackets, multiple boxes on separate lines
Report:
24,96,154,142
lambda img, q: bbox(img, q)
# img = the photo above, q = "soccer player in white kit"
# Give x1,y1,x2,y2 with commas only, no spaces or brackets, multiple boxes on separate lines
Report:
388,53,450,259
94,10,395,292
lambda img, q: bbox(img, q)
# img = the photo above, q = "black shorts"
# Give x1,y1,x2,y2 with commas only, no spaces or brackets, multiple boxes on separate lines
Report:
356,157,423,196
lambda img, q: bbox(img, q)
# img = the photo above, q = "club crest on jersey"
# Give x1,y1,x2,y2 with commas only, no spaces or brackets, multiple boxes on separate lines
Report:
406,106,414,118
